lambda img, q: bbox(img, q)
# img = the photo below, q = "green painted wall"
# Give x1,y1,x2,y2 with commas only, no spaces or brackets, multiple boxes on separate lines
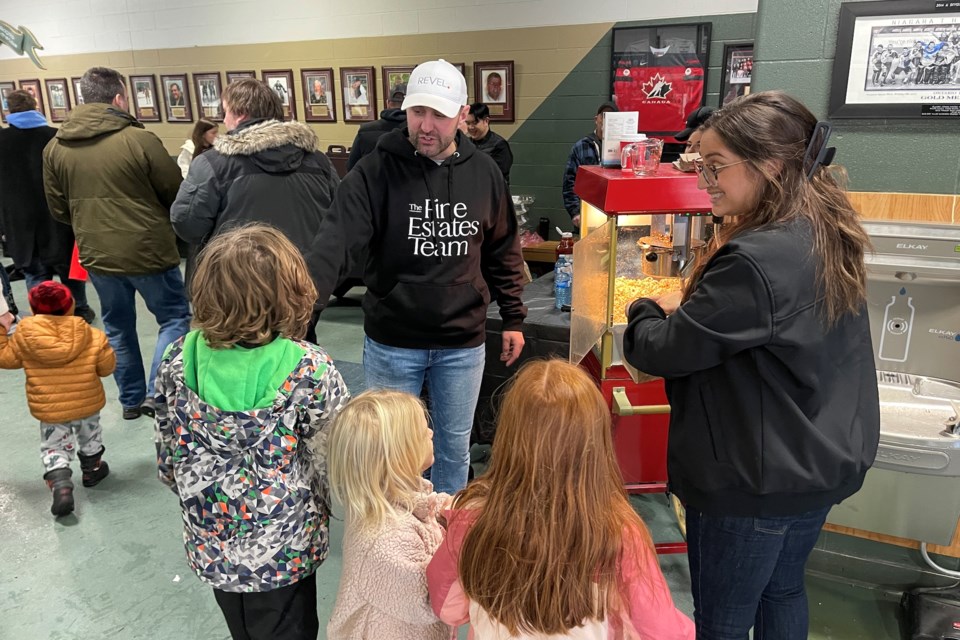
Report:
753,0,960,195
508,13,757,237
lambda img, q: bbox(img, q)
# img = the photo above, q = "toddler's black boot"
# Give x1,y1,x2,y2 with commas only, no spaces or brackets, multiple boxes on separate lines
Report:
79,447,110,488
44,468,75,517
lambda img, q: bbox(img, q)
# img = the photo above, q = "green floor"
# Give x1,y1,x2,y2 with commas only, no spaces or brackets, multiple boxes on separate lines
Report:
0,268,903,639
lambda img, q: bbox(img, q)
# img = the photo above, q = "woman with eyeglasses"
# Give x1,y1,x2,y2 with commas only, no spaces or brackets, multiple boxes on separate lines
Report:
622,91,880,640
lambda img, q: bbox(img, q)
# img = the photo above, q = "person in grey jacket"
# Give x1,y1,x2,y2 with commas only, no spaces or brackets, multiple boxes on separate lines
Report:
170,79,340,312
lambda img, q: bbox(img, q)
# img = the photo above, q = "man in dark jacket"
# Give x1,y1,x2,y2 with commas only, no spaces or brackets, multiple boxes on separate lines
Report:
346,85,407,171
309,60,527,494
170,79,340,315
43,67,190,421
465,102,513,185
0,90,95,323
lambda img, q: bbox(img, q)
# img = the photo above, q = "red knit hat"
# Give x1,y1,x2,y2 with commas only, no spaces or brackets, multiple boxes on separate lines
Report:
28,281,74,316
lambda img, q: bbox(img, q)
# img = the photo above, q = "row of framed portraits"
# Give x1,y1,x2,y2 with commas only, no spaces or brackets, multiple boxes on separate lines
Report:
0,61,516,125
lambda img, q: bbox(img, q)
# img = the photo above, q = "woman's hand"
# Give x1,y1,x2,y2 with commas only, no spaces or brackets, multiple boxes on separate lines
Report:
653,290,683,315
0,312,15,333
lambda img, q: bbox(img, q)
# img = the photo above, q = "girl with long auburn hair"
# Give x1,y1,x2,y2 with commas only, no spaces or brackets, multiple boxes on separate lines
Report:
426,359,694,639
622,91,880,639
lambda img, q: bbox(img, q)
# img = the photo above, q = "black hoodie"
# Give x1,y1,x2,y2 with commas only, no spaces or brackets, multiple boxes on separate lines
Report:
310,128,526,349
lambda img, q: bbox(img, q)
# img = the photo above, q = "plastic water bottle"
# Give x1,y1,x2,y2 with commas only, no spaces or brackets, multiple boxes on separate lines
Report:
555,231,574,310
555,258,572,310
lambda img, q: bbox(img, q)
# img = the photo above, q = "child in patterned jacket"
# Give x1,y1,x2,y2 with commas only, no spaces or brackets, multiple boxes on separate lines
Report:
154,224,349,640
326,389,452,640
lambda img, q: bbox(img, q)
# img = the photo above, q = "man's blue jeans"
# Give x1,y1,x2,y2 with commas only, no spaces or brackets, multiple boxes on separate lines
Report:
88,267,191,410
686,506,831,640
363,336,485,494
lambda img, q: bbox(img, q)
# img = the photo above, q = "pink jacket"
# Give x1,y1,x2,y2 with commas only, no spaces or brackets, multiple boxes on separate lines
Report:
426,510,694,640
327,485,454,640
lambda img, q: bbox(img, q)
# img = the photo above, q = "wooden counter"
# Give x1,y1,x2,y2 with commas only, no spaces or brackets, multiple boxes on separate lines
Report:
521,240,559,264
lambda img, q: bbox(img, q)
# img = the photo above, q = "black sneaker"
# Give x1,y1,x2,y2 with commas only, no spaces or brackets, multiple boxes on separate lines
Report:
122,406,142,420
74,306,97,324
139,398,156,418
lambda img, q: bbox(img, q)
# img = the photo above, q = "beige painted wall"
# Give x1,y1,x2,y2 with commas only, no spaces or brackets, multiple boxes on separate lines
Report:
0,24,611,154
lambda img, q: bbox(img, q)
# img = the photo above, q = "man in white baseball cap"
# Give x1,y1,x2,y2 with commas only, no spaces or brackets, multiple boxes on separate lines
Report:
400,59,469,161
309,59,527,494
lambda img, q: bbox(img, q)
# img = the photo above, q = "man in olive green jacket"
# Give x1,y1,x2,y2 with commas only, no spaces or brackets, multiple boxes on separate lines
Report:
43,67,191,421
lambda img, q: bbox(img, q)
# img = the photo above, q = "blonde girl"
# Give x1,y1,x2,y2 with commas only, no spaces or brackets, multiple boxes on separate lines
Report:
154,224,349,640
327,390,452,640
426,359,694,639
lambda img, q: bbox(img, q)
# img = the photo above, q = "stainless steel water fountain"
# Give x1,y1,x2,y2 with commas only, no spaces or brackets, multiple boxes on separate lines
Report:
828,222,960,544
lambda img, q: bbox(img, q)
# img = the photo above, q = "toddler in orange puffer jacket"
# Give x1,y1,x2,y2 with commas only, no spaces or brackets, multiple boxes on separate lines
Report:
0,281,115,518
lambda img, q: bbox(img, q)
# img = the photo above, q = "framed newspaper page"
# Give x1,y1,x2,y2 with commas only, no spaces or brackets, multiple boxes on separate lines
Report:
829,0,960,118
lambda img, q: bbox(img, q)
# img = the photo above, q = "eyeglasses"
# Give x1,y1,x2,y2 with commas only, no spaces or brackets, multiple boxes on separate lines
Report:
693,158,749,186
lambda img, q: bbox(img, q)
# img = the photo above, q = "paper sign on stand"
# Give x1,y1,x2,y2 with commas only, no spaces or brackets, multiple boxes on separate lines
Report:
601,111,640,168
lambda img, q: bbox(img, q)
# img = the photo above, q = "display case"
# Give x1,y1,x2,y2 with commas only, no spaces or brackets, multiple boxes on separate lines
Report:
572,166,712,541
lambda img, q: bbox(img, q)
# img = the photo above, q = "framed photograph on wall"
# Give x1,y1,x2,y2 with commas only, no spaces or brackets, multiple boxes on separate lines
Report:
44,78,72,122
341,67,376,122
720,43,753,106
71,77,85,106
161,74,192,123
474,61,514,121
381,65,413,107
130,75,161,122
18,79,45,116
0,81,14,122
611,23,711,141
226,70,256,84
194,72,224,122
262,69,296,121
301,68,336,122
829,0,960,119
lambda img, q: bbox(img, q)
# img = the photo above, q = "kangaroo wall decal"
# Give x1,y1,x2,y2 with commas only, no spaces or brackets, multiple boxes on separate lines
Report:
0,21,46,70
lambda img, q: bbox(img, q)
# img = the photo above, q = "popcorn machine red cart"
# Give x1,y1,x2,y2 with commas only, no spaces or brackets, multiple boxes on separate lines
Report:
572,165,713,554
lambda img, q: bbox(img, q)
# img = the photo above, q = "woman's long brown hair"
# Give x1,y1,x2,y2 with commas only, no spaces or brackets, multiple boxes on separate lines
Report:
684,91,870,326
453,359,653,635
191,118,218,158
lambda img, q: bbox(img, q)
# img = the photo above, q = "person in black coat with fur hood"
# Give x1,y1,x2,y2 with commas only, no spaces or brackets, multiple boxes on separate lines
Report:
170,79,340,329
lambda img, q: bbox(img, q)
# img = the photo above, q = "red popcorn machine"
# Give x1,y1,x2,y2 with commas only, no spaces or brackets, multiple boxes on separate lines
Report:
572,164,715,554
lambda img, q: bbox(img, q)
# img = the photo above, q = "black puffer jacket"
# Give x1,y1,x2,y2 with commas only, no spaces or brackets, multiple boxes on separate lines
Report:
171,119,339,263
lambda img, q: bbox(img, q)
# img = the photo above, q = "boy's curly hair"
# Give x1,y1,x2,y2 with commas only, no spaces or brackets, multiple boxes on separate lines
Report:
191,224,317,348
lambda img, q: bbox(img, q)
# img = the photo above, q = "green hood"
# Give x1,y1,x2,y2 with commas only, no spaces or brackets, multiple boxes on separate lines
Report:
179,330,307,412
56,103,143,142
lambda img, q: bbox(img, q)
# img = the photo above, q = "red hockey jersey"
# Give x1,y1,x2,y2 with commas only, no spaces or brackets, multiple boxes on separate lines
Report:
614,47,705,141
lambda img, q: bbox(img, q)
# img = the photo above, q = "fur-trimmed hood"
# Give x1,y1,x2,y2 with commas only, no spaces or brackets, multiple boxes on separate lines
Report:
217,118,320,155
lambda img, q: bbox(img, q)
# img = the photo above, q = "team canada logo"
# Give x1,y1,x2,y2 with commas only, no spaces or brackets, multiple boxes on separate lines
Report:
642,72,672,99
